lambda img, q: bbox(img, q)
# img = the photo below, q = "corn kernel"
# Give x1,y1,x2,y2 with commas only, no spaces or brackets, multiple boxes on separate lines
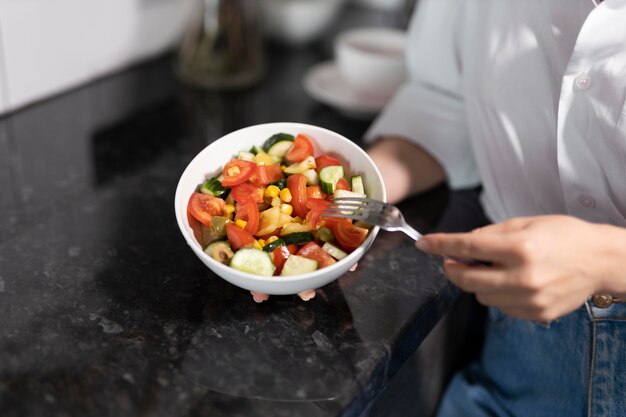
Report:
253,240,263,250
257,239,266,247
266,236,279,244
292,216,303,224
280,204,293,216
265,185,280,198
280,188,292,202
235,219,247,229
281,165,287,171
224,204,236,215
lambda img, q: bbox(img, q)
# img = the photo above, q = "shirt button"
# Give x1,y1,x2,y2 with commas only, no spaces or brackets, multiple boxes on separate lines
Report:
579,194,596,208
574,73,591,91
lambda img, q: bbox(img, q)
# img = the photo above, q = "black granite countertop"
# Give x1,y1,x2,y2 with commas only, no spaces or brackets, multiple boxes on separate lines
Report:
0,6,489,417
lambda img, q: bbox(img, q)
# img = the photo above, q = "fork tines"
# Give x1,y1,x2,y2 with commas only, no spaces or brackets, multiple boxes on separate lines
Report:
322,197,383,223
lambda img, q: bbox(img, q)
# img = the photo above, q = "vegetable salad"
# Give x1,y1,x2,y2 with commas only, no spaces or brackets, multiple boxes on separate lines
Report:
187,132,370,276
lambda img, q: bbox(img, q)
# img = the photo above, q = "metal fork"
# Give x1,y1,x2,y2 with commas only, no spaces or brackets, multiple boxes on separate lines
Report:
323,197,490,266
324,197,424,240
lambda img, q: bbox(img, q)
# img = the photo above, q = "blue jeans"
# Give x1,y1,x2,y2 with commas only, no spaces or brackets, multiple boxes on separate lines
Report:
436,300,626,417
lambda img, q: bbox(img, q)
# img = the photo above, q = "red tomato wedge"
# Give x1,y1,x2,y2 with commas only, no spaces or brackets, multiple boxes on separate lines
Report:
287,173,309,218
306,185,326,200
297,242,336,268
305,198,329,229
234,199,260,235
270,244,298,275
331,218,368,251
271,246,291,275
336,177,351,191
221,159,256,186
226,223,256,250
285,134,315,163
315,155,342,172
230,182,264,205
251,164,284,186
188,192,226,226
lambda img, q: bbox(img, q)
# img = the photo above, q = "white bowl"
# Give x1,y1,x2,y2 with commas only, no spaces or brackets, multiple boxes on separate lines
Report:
174,122,386,295
261,0,346,45
335,27,407,98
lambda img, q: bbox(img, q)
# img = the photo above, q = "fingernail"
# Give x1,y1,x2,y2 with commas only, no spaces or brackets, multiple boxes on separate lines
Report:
416,239,430,252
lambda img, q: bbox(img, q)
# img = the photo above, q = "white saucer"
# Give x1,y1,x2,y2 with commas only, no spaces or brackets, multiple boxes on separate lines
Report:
302,61,393,119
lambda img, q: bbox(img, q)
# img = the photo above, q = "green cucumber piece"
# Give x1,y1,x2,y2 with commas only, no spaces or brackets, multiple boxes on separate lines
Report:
263,238,286,252
319,165,344,194
322,242,348,261
262,133,294,153
282,232,314,245
280,255,318,276
351,176,365,195
199,177,229,198
230,248,275,276
267,141,294,158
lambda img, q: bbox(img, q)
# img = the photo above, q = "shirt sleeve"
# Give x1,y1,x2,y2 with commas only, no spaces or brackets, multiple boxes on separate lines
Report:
364,0,480,190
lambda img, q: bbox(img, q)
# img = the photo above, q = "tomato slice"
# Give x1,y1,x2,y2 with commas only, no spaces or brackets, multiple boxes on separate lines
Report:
252,164,284,186
297,242,337,268
287,173,309,218
230,182,264,205
271,245,291,275
222,159,256,186
226,223,256,250
285,134,315,163
336,177,351,191
188,192,226,226
315,154,342,172
305,198,329,229
306,185,326,200
332,219,368,251
235,199,260,235
187,210,204,245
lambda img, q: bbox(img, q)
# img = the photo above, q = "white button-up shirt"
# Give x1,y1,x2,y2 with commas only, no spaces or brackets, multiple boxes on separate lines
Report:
365,0,626,225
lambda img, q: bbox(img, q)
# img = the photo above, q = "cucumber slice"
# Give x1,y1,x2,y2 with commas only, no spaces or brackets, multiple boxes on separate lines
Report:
333,189,367,214
282,231,314,245
267,141,294,158
319,165,344,194
280,255,318,276
322,242,348,260
199,177,228,198
230,249,275,276
262,238,286,252
262,133,294,153
251,145,265,155
351,176,365,195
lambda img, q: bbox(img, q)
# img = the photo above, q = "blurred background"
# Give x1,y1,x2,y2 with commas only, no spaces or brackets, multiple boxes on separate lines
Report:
0,0,416,115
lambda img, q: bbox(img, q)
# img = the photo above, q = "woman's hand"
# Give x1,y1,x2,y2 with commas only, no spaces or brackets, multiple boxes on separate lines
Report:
416,215,626,321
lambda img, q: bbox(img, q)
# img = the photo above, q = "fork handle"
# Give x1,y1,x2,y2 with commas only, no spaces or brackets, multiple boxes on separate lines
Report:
402,224,424,241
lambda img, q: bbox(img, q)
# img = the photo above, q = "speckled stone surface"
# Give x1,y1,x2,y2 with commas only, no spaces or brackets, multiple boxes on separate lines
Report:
0,7,489,417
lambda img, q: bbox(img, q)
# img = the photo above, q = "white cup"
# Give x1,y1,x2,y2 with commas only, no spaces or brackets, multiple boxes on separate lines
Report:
335,27,407,98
